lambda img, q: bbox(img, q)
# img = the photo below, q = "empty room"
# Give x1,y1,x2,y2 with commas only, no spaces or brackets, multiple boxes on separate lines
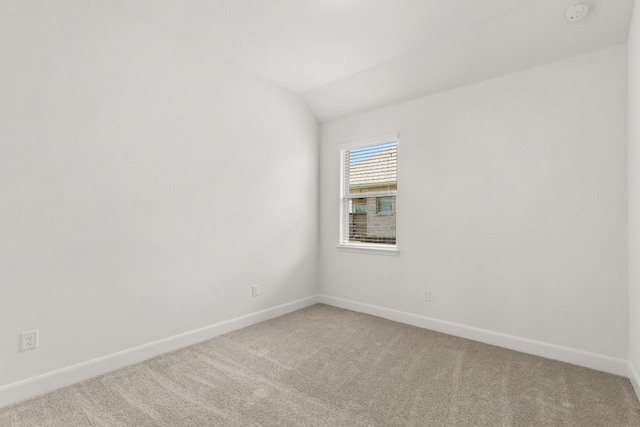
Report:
2,0,640,425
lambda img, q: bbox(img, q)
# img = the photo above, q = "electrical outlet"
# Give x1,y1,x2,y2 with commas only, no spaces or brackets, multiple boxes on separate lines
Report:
20,330,38,351
252,285,259,297
423,289,431,301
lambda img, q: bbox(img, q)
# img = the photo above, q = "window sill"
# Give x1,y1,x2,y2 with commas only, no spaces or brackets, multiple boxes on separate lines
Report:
336,244,399,256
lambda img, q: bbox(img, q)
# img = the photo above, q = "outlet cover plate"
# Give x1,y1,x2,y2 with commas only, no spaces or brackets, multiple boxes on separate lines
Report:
20,330,38,351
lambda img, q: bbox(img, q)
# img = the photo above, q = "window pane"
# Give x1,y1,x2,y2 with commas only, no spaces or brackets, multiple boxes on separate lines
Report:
348,143,397,195
347,196,396,245
377,196,393,213
354,198,367,213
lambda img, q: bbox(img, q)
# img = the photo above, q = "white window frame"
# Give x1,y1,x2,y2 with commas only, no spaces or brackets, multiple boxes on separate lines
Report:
337,133,399,256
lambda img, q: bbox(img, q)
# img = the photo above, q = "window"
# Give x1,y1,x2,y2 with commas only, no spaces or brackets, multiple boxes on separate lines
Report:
354,199,367,213
376,196,393,213
339,135,398,253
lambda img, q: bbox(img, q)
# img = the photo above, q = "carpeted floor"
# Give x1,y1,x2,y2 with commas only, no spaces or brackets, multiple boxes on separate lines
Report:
1,304,639,426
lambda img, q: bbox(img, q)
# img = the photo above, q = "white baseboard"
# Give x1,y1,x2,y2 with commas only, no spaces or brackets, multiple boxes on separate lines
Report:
0,295,319,408
630,362,640,402
318,295,629,377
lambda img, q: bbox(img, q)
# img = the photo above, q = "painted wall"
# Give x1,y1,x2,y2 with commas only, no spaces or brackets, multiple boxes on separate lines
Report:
320,46,628,362
628,0,640,394
0,2,318,388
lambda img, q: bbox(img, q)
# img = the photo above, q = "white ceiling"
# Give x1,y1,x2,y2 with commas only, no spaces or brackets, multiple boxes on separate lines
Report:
120,0,635,122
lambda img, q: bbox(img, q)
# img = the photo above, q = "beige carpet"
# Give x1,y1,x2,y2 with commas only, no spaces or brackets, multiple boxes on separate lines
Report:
1,304,639,426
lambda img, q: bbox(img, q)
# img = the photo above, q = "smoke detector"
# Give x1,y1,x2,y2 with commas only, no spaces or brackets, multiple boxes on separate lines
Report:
566,2,590,22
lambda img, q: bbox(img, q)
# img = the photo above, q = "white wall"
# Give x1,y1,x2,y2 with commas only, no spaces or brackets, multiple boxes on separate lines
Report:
629,0,640,396
0,2,318,391
320,46,628,369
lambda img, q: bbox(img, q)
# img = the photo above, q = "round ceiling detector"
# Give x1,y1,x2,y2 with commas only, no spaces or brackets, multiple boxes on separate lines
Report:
566,2,590,22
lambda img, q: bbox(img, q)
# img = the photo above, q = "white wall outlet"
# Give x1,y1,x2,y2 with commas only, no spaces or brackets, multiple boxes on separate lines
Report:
423,289,431,301
252,285,259,297
20,330,38,351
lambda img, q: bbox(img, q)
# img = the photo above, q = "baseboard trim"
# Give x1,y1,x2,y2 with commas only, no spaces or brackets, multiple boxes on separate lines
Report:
318,295,629,377
630,362,640,402
0,295,319,408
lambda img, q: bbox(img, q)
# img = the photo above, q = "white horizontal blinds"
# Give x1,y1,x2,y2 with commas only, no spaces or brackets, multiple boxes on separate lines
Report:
341,140,397,246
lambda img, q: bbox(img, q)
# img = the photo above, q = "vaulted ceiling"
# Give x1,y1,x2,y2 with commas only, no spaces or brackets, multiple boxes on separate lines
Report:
120,0,635,121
